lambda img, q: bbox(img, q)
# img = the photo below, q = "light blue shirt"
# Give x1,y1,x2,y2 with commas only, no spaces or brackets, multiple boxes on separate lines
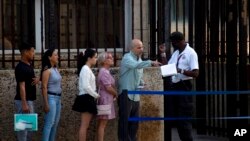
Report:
118,51,152,101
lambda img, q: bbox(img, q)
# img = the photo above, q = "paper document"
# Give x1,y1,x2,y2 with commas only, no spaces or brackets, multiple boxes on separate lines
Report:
160,63,177,77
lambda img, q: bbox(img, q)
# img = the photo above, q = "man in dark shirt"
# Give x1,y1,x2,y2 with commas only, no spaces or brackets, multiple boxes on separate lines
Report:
14,42,39,141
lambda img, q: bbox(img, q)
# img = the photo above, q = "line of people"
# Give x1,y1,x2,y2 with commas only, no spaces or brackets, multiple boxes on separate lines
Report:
14,31,199,141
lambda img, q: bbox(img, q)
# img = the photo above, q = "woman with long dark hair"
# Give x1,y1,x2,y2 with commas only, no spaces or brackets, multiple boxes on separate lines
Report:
41,49,62,141
72,48,99,141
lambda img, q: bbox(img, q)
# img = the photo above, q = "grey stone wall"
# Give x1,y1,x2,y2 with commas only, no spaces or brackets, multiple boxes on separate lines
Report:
0,67,164,141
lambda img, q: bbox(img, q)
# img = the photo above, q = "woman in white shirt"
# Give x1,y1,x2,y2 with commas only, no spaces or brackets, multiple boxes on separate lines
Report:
72,48,99,141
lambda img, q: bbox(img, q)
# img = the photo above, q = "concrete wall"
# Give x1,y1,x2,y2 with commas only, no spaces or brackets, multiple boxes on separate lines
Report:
0,67,164,141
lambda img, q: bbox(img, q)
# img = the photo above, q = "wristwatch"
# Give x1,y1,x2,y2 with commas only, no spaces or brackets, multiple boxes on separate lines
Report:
160,53,166,57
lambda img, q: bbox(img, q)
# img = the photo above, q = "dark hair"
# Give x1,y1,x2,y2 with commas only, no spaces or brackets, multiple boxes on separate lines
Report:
40,49,56,80
19,42,35,53
77,48,97,76
169,31,185,41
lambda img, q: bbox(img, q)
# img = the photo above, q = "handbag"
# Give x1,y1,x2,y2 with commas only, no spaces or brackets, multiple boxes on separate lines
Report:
96,87,112,115
14,113,38,131
97,104,112,115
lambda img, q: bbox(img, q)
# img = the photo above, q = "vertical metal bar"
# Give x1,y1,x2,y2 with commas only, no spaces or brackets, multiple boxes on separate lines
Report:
210,0,220,62
41,0,44,56
188,0,193,46
95,0,99,52
28,0,35,65
238,0,248,129
86,0,90,48
66,0,70,67
140,0,143,42
182,0,185,34
217,15,222,138
211,0,220,135
20,0,23,42
111,0,117,66
1,0,5,68
249,0,250,63
217,0,222,136
132,0,134,39
149,0,156,59
122,0,125,54
57,0,61,67
27,0,35,44
104,0,107,51
91,0,97,54
44,0,48,49
206,0,211,134
75,0,79,55
175,0,178,31
195,0,207,135
226,0,238,140
164,0,172,140
11,0,15,68
220,0,226,136
157,0,164,45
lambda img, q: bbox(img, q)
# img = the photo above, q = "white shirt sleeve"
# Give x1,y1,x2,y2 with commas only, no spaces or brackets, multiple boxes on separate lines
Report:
189,51,199,70
79,66,99,98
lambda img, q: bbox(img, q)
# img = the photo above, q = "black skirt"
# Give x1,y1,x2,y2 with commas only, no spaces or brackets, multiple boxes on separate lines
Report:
72,94,97,114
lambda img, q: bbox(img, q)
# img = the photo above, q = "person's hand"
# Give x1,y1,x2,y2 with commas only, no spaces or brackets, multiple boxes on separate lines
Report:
177,68,184,74
96,94,100,99
31,77,40,86
151,61,162,67
44,104,50,113
22,102,30,113
159,44,166,53
113,94,118,101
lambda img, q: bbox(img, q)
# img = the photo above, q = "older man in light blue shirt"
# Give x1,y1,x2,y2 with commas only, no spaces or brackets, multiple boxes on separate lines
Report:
118,50,151,101
118,39,160,141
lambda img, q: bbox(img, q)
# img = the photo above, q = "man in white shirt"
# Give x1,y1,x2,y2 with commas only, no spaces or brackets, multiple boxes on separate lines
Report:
167,31,199,141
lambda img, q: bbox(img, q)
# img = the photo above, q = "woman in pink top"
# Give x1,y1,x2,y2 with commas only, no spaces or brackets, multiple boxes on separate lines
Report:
97,52,117,141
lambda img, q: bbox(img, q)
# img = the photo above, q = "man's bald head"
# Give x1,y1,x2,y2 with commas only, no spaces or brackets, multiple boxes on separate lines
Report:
130,39,144,56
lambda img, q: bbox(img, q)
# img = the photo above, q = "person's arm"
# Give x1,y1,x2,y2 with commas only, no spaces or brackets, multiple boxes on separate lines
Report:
32,76,40,86
106,86,117,98
41,69,51,113
158,44,168,65
177,52,199,78
123,55,161,69
100,71,117,98
81,69,99,98
19,82,29,113
123,56,152,69
177,68,199,78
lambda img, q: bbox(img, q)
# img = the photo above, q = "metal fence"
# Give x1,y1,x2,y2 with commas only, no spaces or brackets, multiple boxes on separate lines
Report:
0,0,126,68
1,0,250,140
192,0,250,139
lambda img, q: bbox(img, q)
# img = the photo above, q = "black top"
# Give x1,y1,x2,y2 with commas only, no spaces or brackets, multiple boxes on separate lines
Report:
15,61,36,101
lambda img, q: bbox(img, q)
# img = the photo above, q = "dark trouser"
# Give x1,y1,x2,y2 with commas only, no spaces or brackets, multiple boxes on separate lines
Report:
118,93,140,141
166,80,194,141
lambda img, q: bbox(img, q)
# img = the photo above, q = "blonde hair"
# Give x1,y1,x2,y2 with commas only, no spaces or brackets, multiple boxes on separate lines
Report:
98,52,108,66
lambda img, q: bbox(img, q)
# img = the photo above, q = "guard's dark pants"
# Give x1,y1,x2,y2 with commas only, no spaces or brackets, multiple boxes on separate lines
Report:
118,93,140,141
166,80,194,141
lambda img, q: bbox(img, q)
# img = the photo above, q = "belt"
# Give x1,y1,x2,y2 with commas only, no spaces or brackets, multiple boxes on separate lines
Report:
47,91,61,96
